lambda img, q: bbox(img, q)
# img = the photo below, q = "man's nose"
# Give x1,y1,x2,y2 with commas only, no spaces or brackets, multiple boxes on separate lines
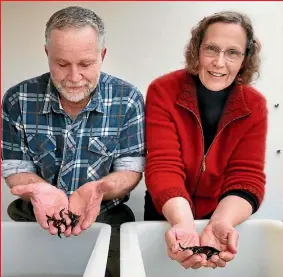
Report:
69,65,82,83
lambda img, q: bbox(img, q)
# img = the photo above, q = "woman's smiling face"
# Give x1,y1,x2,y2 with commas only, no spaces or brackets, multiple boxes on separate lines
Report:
198,22,247,91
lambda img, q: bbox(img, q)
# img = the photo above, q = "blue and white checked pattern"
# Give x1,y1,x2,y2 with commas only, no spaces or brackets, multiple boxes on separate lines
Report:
2,72,145,213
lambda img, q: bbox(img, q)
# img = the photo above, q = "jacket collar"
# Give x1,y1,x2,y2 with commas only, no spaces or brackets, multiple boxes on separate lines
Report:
176,71,251,132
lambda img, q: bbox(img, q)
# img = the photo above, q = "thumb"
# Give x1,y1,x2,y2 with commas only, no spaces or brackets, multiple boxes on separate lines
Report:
11,184,35,197
165,228,179,253
81,210,98,230
227,230,238,254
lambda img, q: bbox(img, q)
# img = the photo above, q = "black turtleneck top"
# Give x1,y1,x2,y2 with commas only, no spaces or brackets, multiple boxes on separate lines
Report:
195,75,257,214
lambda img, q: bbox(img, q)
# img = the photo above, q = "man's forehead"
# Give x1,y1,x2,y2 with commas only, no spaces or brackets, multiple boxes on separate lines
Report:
48,26,99,46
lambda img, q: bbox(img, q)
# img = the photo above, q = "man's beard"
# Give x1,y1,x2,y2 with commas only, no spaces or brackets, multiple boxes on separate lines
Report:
52,75,100,103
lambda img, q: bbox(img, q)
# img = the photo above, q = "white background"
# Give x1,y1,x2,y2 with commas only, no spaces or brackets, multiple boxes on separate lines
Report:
2,1,282,221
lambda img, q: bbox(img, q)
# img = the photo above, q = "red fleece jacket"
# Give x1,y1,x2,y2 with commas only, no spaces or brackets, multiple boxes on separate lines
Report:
145,69,268,219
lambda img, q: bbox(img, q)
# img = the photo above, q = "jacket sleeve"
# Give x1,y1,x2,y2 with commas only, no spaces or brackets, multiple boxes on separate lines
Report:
221,102,268,207
145,83,193,214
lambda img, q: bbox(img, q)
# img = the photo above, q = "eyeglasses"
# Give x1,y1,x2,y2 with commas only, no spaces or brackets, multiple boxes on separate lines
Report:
201,44,245,63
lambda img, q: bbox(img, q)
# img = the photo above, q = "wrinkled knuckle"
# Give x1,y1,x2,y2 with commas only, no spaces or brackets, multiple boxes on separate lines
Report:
181,262,190,268
217,260,226,267
177,257,185,263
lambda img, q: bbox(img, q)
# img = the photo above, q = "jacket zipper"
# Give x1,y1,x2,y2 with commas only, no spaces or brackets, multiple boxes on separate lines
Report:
177,101,251,217
177,108,205,217
201,156,206,172
191,112,251,196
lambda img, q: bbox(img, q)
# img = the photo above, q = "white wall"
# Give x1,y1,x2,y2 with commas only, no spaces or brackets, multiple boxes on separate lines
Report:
2,1,283,221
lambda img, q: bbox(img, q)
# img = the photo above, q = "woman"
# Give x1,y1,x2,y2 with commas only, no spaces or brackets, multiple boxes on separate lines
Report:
144,11,267,270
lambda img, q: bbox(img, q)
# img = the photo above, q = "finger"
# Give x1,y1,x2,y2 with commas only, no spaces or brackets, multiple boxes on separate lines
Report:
64,226,72,237
53,207,70,230
11,184,35,197
62,212,72,227
200,253,208,267
181,254,202,269
191,259,206,270
64,210,78,237
48,223,58,235
206,260,217,268
40,221,49,230
167,248,176,260
227,230,238,254
72,225,83,236
165,229,179,253
210,254,220,263
37,216,49,230
58,224,66,233
191,262,203,270
219,251,236,262
51,224,65,237
54,208,64,221
71,214,85,236
33,209,50,229
81,211,98,230
215,258,226,268
191,253,207,269
167,247,193,262
46,214,63,235
67,194,84,216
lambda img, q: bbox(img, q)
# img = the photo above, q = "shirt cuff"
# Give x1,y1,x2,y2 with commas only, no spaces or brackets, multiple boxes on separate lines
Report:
113,156,145,172
2,160,37,178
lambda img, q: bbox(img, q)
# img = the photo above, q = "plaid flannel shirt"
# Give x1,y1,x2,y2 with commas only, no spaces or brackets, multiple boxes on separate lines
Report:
2,72,145,214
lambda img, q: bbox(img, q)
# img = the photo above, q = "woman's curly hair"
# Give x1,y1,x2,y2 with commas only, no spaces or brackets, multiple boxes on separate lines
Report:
185,11,261,84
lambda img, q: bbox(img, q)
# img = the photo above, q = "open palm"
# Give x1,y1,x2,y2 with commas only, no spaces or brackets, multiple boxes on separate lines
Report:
11,183,69,234
65,180,110,236
200,221,238,268
165,223,206,269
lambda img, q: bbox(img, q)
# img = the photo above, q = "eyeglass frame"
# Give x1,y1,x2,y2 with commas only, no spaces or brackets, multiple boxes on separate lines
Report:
200,43,246,63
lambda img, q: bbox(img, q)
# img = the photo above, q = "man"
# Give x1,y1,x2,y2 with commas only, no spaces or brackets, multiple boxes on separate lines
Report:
2,6,145,277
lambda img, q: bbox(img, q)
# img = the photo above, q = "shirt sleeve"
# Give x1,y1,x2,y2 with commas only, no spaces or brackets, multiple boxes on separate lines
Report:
113,88,145,172
2,160,37,178
2,88,35,177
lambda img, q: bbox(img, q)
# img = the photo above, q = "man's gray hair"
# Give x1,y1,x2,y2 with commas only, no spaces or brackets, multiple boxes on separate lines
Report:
45,6,106,51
